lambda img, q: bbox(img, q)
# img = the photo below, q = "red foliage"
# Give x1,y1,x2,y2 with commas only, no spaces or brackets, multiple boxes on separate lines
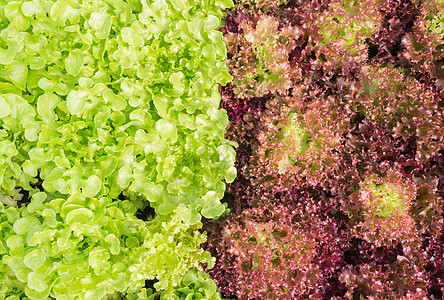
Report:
204,187,348,299
205,1,444,299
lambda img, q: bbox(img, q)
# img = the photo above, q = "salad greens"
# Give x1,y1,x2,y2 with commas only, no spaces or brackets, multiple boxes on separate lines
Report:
0,0,235,298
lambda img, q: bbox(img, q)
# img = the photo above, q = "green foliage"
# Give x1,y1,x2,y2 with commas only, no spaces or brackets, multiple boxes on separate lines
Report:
422,0,444,38
0,0,235,218
320,0,380,43
126,268,223,300
0,0,235,298
353,170,419,247
0,197,216,299
362,182,409,218
275,113,311,173
317,0,382,64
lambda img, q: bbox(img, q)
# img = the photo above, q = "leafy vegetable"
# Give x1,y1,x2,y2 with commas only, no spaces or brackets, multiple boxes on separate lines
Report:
0,0,235,298
206,0,444,299
0,198,216,299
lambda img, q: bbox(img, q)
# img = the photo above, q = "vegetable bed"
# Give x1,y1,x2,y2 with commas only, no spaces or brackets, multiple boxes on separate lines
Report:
204,0,444,299
0,0,444,299
0,0,234,299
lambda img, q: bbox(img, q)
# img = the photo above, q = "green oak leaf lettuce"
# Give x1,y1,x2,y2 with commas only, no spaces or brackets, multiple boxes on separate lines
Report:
0,0,235,298
0,0,235,216
0,195,217,299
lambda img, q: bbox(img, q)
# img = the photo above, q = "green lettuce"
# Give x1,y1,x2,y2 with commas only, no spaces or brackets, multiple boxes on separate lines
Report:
0,0,235,298
0,197,216,299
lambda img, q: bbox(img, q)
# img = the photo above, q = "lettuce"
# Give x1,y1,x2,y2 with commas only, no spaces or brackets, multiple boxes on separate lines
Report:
0,198,216,299
0,0,235,298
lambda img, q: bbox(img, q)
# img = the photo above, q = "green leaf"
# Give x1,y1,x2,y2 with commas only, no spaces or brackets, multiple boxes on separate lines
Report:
37,94,60,121
27,271,49,293
28,56,46,70
5,207,20,223
24,123,40,141
65,207,93,224
88,249,111,274
24,249,46,270
214,0,234,8
21,1,42,17
66,90,87,115
89,12,112,39
204,15,220,32
3,256,29,282
117,166,132,189
129,179,163,203
104,234,120,255
82,175,102,198
169,0,187,10
0,82,22,94
54,156,71,169
41,209,57,228
203,279,217,296
84,286,107,300
107,206,125,220
201,191,225,219
121,27,144,48
6,235,24,253
5,2,30,31
182,206,201,225
152,95,170,118
4,63,28,91
27,192,47,213
217,145,236,165
155,119,177,142
45,168,64,183
65,49,83,76
60,204,84,219
79,77,94,89
178,113,197,130
157,198,178,215
0,95,11,118
13,217,41,235
169,72,184,94
0,40,22,65
0,140,18,157
182,269,198,286
362,74,372,97
50,0,78,25
99,156,118,177
202,44,216,65
29,229,58,245
102,88,127,111
225,166,237,183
